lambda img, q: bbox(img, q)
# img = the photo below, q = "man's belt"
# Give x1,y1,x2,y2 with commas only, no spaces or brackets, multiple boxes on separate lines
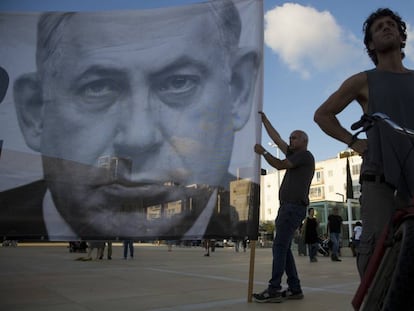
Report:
360,174,395,190
360,174,385,183
280,200,307,206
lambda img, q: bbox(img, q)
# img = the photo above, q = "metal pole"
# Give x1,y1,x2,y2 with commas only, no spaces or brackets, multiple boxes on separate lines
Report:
347,199,353,240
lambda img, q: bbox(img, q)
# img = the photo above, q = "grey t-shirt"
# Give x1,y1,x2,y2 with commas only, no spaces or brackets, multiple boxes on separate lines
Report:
279,149,315,206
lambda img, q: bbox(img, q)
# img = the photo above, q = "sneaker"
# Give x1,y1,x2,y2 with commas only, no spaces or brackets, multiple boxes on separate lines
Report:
310,257,318,262
282,289,304,300
253,289,284,303
331,255,342,262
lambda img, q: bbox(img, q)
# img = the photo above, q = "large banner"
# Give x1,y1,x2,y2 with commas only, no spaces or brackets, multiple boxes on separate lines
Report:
0,0,263,241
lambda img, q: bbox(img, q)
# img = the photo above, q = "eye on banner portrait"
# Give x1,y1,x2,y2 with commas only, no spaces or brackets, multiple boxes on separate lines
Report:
0,0,263,242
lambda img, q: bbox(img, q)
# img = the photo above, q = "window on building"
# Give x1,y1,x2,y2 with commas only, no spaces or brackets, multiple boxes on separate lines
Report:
315,170,323,184
309,186,324,200
352,164,360,175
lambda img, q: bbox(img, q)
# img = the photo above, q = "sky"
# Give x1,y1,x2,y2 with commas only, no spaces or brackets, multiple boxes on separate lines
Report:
1,0,414,168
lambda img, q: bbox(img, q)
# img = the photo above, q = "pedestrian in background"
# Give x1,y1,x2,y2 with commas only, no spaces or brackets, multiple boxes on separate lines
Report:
295,223,307,257
303,208,319,262
327,207,343,262
352,221,363,257
123,239,134,260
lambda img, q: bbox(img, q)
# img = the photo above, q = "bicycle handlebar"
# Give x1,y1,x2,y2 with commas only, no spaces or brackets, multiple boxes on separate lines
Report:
351,112,414,137
351,114,372,131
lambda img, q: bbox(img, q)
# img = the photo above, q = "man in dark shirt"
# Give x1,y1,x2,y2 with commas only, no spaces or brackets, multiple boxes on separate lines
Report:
253,111,315,303
327,206,343,262
304,207,319,262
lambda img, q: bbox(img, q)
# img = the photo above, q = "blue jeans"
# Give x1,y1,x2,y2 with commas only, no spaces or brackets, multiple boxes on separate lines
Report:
308,243,318,260
330,232,340,257
269,202,306,292
123,240,134,258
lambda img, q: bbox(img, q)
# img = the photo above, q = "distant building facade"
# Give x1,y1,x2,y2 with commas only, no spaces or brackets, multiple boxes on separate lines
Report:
260,150,362,239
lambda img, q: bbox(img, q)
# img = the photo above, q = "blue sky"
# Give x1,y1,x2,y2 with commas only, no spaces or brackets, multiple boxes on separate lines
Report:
1,0,414,166
261,0,414,164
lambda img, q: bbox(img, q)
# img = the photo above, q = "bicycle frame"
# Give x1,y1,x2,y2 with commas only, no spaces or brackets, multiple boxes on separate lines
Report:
352,204,414,310
350,112,414,310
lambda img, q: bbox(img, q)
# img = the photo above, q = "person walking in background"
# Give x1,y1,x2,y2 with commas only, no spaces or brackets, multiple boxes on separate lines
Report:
84,241,105,261
97,241,106,260
203,239,211,257
234,239,240,252
106,241,112,260
253,111,315,303
123,239,134,260
167,240,174,252
352,221,363,257
327,207,343,262
303,208,319,262
296,223,307,257
242,237,248,252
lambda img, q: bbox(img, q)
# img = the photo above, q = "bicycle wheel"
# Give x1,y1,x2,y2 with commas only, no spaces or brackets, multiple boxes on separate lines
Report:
382,218,414,310
361,218,414,311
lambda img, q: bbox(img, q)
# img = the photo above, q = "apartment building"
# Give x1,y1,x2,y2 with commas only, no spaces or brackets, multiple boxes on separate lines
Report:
259,150,362,224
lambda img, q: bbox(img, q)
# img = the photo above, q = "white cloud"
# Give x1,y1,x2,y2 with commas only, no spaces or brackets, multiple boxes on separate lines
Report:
264,3,362,79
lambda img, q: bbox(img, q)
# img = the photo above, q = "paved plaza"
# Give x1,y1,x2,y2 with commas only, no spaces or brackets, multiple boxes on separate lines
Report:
0,243,359,311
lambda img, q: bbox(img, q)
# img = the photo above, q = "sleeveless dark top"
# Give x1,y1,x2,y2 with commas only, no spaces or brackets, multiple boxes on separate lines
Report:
361,69,414,176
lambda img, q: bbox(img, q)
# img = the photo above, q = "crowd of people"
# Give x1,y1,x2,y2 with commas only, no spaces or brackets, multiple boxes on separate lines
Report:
74,240,132,261
70,237,253,260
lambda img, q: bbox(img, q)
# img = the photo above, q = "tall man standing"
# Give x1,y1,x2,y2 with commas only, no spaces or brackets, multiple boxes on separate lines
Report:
314,8,414,277
253,111,315,303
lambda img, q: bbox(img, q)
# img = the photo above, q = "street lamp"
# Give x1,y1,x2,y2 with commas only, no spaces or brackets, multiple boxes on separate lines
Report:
335,192,353,245
268,142,281,188
268,142,280,158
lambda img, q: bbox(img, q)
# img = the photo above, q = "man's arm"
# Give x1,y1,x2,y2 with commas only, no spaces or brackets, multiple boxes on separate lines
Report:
258,111,288,155
254,143,293,170
314,72,368,155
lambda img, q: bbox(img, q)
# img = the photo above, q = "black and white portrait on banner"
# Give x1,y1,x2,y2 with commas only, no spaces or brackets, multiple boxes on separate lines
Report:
0,0,263,241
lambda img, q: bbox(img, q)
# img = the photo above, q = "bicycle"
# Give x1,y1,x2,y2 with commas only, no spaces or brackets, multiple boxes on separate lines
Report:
350,113,414,311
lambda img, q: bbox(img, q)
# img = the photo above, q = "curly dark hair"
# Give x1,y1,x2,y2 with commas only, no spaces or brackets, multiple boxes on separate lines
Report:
363,8,407,65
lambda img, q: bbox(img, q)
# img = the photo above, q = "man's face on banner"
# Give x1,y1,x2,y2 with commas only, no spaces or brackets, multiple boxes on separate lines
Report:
14,4,258,237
